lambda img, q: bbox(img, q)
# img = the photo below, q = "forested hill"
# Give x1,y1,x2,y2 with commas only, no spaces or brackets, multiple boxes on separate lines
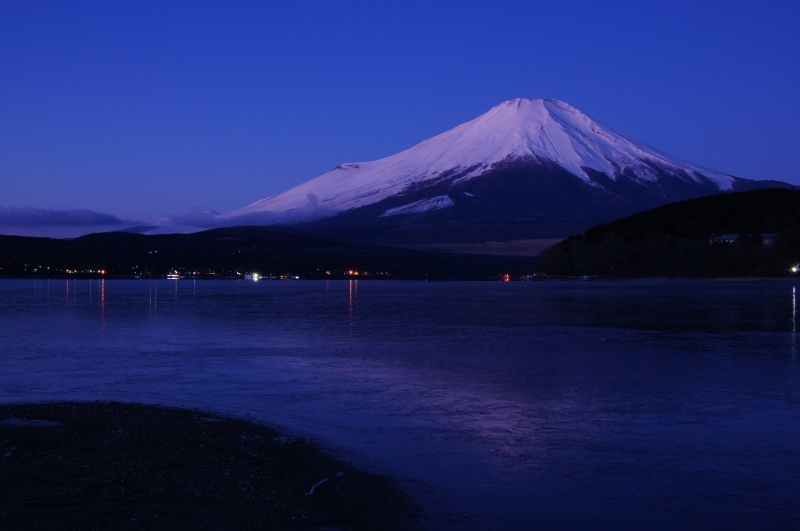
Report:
0,225,533,280
537,188,800,277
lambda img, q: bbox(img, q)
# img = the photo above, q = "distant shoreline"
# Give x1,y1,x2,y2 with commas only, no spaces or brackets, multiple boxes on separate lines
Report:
0,275,796,281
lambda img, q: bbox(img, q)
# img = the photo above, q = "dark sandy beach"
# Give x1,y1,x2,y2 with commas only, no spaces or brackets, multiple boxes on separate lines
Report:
0,402,419,530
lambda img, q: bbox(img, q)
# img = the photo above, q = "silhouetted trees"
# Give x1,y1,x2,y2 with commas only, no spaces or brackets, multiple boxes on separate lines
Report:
538,188,800,277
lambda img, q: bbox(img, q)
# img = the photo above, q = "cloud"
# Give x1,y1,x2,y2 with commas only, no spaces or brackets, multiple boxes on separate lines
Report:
146,193,337,234
223,193,337,226
0,206,137,226
144,210,223,234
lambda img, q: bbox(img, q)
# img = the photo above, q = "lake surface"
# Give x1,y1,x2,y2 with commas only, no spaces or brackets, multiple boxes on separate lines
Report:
1,278,799,530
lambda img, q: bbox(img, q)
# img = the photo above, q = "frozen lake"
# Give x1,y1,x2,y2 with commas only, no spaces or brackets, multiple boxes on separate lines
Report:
1,278,799,530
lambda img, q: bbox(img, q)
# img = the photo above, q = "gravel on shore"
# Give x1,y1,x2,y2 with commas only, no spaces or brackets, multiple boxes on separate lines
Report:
0,401,420,530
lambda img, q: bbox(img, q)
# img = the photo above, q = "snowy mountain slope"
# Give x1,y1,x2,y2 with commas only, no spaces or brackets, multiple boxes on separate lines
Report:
144,98,789,242
219,98,736,221
380,195,454,217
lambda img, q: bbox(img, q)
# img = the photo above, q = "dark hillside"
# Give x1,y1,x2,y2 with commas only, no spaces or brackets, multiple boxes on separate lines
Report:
537,188,800,277
0,225,533,280
582,187,800,240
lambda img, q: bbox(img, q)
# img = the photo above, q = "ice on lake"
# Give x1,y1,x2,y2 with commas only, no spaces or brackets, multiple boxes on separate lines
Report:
1,278,799,530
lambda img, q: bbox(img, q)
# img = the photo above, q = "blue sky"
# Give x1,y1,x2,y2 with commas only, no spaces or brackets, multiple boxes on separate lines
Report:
1,0,798,227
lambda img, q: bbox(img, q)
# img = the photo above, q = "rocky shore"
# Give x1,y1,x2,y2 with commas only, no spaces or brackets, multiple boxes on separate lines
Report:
0,402,419,530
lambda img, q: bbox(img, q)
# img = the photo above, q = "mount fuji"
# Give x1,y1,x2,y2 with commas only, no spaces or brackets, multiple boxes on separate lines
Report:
147,99,789,243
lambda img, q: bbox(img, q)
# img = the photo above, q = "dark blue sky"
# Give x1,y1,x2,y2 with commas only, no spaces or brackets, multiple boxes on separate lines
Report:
1,1,798,224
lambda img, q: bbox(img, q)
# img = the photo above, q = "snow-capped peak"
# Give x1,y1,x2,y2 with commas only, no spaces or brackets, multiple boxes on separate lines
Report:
219,98,734,221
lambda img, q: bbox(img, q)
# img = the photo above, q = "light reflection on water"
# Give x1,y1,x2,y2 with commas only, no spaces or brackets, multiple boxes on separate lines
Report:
1,279,799,530
793,286,796,360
